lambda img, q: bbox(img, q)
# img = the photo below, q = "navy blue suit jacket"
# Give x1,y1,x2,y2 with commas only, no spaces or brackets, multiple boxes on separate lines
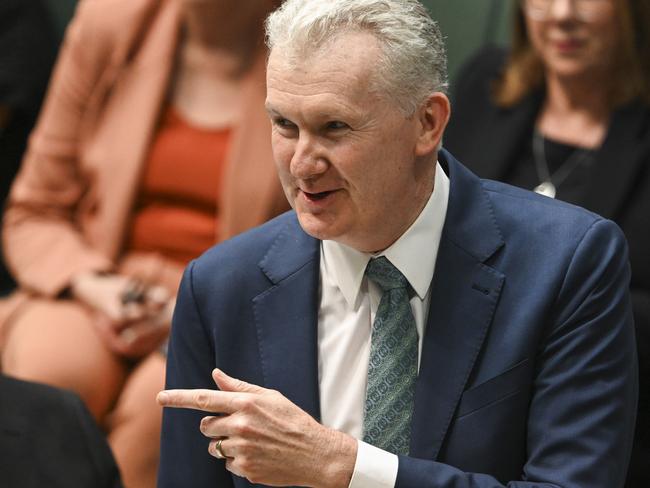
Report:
159,151,637,487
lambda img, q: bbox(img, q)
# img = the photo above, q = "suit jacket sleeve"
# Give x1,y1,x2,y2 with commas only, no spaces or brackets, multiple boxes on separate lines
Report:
158,261,235,488
395,219,637,487
2,1,113,297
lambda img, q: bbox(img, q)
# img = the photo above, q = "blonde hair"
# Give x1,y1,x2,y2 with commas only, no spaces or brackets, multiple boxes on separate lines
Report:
495,0,650,108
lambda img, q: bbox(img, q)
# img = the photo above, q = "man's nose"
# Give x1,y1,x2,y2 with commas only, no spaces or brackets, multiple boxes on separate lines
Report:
290,134,328,178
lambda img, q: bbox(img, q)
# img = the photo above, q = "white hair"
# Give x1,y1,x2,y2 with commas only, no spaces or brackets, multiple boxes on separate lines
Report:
265,0,448,116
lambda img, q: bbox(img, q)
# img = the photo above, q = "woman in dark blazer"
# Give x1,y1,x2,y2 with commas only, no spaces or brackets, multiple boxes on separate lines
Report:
445,1,650,486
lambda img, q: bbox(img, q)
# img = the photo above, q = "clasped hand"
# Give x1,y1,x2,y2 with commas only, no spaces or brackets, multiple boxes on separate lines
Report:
71,272,173,358
157,369,357,487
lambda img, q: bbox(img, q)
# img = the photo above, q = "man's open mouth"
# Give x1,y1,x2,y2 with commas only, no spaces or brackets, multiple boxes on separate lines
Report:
303,190,334,201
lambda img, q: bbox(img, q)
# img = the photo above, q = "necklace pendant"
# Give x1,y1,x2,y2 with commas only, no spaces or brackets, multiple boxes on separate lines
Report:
534,180,556,199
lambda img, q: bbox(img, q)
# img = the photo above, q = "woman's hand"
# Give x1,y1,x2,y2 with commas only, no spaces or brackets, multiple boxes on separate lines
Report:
70,272,173,358
105,298,175,358
71,272,146,321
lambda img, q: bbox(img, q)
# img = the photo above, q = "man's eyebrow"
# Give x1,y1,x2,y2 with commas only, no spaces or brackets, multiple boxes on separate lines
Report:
265,105,281,116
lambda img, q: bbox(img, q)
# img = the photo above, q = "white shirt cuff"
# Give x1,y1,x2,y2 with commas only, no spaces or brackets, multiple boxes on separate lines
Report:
347,440,398,488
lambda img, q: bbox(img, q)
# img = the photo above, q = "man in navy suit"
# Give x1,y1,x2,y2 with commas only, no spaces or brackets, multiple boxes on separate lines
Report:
157,1,637,487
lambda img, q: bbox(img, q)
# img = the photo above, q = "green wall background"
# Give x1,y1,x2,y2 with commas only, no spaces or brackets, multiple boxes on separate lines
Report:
421,0,516,86
42,0,78,43
43,0,516,88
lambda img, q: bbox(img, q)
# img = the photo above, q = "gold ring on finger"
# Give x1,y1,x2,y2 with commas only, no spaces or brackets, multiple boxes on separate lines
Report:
214,438,227,459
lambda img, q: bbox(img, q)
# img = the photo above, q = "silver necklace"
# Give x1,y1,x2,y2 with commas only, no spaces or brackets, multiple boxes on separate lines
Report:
532,131,594,198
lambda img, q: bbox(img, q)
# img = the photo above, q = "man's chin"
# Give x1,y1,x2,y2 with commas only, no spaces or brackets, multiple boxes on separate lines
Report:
295,212,343,242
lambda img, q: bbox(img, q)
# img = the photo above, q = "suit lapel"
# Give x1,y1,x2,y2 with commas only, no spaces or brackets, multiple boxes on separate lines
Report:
410,152,505,460
250,154,508,457
583,102,650,219
85,0,181,259
252,217,322,420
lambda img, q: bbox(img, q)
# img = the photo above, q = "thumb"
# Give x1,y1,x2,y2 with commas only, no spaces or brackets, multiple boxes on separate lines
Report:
212,369,266,394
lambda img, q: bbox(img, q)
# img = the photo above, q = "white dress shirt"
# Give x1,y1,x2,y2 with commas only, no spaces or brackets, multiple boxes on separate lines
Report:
317,162,450,487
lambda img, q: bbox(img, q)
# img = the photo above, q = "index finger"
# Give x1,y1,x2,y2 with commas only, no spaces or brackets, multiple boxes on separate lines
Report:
157,389,240,414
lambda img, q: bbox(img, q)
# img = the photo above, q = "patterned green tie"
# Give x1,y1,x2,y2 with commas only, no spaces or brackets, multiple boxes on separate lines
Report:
362,256,418,455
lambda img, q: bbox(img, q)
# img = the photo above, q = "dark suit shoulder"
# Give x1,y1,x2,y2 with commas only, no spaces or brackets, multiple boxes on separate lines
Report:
0,375,122,488
481,178,626,254
188,211,306,301
194,211,298,270
484,177,601,225
0,374,75,414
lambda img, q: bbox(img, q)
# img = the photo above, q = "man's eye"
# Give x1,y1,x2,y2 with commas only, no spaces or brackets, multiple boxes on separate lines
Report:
275,118,296,129
326,121,348,130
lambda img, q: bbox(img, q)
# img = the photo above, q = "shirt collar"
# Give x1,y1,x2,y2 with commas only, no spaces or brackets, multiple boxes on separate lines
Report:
322,161,450,307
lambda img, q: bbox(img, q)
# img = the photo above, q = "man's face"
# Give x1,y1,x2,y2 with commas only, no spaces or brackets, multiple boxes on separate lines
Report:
266,32,435,252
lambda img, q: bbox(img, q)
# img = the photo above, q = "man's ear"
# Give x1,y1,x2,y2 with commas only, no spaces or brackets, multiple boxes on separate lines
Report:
414,92,451,157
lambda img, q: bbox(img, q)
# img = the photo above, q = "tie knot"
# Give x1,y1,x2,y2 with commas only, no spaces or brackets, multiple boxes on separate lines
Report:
365,256,409,291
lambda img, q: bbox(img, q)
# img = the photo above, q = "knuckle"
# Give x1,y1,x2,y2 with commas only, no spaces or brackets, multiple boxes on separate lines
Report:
238,456,254,473
232,417,252,436
237,440,255,456
227,395,239,412
195,391,211,410
269,390,284,402
238,396,255,412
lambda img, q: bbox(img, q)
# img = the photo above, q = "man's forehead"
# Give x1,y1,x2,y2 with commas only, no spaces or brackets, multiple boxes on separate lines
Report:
266,32,383,106
267,61,358,94
265,70,378,121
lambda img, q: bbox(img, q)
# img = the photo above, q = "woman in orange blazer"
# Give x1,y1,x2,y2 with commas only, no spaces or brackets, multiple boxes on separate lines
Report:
0,0,287,486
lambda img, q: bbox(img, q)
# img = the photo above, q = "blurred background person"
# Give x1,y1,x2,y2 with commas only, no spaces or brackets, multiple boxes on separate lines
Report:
0,0,58,297
0,373,123,488
445,0,650,486
0,0,287,486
